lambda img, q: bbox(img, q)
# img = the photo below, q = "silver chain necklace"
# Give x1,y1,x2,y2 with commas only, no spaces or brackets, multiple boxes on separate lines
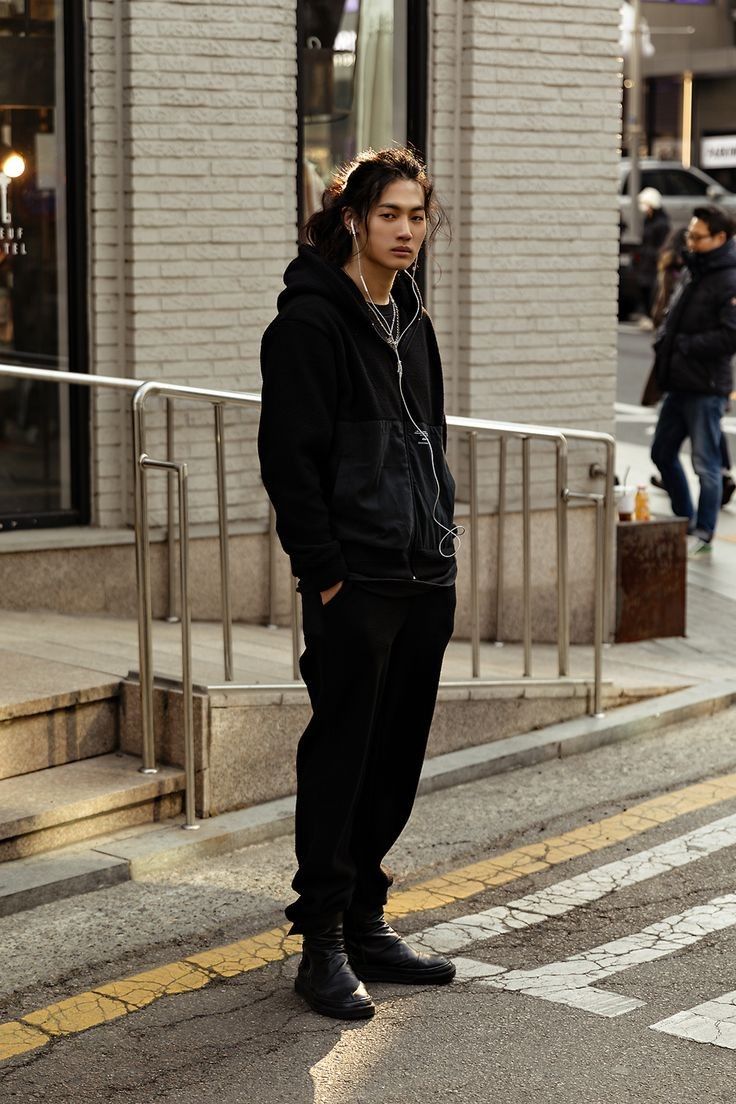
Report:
366,295,400,348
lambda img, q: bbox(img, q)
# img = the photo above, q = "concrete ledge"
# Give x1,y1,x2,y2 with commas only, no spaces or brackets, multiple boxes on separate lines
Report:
2,679,735,916
93,794,297,877
0,850,129,918
419,679,736,793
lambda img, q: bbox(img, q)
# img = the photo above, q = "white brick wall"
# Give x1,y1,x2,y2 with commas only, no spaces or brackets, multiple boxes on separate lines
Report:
428,0,621,507
85,0,620,529
88,0,298,528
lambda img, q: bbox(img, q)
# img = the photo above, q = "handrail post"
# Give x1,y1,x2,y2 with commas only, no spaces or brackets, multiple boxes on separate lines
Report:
468,431,480,678
140,456,199,827
165,398,178,623
495,435,507,644
593,494,605,718
603,438,616,642
214,403,234,681
566,489,606,718
522,436,532,677
132,390,157,775
176,460,199,827
556,439,570,677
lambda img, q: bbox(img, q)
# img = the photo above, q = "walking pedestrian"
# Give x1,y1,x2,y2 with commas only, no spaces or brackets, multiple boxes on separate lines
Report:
651,205,736,556
635,187,671,327
258,147,460,1020
646,227,736,506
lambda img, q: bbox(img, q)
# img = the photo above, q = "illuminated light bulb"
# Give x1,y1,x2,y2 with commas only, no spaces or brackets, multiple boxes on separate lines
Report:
1,153,25,179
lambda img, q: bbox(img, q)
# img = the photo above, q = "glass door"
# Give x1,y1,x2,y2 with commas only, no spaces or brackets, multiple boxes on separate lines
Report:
298,0,412,224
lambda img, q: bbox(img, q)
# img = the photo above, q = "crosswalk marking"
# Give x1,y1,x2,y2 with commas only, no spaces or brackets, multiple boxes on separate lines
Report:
652,992,736,1050
411,812,736,958
478,894,736,1019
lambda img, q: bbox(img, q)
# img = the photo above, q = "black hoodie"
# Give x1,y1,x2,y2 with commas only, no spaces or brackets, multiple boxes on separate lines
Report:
654,238,736,397
258,246,457,592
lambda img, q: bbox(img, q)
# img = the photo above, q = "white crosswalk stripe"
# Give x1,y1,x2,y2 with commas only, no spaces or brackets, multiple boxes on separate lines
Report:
477,894,736,1019
652,992,736,1050
407,813,736,1049
411,812,736,957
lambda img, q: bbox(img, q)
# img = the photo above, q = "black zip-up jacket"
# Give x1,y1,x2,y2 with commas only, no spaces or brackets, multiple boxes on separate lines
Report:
258,246,457,591
654,238,736,397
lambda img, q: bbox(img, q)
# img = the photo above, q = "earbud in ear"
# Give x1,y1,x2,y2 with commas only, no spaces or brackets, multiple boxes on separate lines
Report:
350,221,356,236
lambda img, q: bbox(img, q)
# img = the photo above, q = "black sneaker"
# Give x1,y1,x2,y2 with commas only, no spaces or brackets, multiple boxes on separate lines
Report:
722,474,736,508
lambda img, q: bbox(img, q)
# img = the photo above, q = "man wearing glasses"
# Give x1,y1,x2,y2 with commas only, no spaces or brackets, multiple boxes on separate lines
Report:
651,205,736,557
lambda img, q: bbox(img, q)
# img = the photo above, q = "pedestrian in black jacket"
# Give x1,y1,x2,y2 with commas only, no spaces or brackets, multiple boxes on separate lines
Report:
651,205,736,555
258,148,460,1021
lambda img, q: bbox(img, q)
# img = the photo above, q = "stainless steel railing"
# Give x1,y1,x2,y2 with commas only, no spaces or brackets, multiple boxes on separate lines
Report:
0,363,615,828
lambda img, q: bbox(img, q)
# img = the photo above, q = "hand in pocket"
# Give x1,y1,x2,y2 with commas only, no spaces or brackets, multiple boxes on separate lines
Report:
320,581,344,606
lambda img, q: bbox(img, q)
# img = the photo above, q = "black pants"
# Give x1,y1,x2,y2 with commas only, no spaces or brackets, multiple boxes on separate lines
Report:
286,581,456,934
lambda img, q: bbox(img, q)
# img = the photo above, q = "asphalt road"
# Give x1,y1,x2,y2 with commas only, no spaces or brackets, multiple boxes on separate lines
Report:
4,708,736,1102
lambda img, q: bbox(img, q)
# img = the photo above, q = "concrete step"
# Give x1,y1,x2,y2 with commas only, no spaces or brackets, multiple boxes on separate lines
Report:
0,752,185,861
0,650,121,780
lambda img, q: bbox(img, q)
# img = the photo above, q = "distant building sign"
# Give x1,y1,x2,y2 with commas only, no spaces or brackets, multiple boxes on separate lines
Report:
701,135,736,170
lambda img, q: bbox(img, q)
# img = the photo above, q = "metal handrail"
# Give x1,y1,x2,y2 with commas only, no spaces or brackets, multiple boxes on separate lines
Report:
0,362,615,827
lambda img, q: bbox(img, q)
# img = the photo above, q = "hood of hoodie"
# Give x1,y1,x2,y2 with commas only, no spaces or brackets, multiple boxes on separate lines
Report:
277,245,422,346
684,237,736,280
260,245,456,589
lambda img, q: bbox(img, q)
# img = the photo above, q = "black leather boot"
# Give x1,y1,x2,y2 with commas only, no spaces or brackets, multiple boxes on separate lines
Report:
344,908,456,985
295,924,376,1020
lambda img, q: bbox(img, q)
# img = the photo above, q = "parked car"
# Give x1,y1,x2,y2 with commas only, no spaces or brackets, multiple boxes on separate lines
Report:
618,160,736,319
619,159,736,244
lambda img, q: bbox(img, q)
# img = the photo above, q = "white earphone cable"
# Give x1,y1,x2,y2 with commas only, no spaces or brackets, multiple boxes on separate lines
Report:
350,221,465,558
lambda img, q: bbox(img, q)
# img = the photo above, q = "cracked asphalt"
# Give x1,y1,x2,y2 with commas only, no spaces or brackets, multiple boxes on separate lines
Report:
4,707,736,1101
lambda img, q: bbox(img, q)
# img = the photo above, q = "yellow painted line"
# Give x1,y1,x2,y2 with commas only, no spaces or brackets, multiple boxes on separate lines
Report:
4,770,736,1062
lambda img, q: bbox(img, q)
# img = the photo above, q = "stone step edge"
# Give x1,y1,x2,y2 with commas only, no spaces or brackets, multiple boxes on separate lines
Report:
2,678,734,919
0,754,186,842
0,679,121,724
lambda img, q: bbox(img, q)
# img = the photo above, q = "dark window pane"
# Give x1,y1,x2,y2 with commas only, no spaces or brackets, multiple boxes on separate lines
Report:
662,169,709,196
299,0,406,223
0,0,74,520
640,170,669,194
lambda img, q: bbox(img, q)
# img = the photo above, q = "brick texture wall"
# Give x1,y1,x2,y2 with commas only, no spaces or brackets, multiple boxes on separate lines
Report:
85,0,620,529
428,0,621,508
88,0,297,529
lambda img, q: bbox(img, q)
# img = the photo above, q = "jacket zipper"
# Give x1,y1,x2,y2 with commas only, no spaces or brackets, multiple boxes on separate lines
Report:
394,343,419,580
372,311,423,582
400,414,419,580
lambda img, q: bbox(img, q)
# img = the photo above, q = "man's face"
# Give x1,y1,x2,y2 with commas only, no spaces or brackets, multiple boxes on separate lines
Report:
686,217,727,254
358,179,428,273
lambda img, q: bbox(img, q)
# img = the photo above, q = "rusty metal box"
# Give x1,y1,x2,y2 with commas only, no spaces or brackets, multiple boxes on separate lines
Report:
615,517,688,643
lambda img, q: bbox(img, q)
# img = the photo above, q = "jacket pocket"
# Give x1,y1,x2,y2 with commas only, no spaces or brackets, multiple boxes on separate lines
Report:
330,420,414,548
410,424,457,551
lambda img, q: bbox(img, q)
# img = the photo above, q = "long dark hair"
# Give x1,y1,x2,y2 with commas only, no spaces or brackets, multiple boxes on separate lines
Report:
302,147,446,266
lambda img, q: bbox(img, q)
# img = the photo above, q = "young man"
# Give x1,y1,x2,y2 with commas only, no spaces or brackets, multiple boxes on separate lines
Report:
258,149,460,1020
651,205,736,556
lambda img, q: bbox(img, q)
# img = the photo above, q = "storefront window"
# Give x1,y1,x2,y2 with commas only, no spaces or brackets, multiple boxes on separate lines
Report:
299,0,408,221
0,0,84,526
